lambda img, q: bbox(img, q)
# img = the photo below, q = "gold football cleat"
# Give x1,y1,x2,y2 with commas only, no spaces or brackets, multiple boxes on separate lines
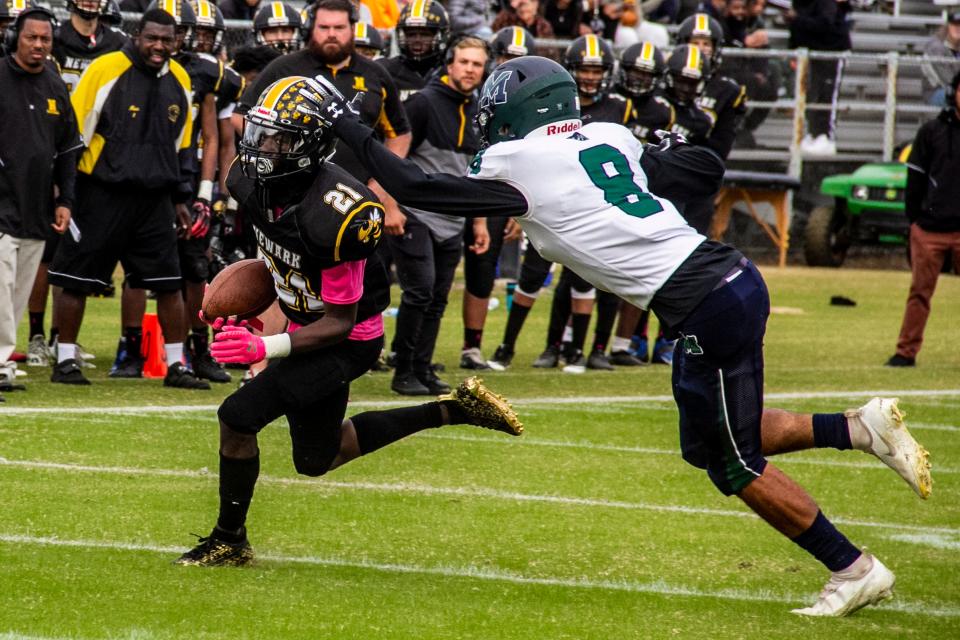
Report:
174,530,254,567
440,376,524,436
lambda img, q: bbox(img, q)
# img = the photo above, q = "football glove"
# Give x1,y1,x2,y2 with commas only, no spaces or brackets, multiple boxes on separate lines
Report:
651,130,688,151
211,326,266,365
191,198,212,238
317,92,363,129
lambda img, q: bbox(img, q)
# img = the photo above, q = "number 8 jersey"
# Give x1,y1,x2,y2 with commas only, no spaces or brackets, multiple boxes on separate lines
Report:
467,122,705,310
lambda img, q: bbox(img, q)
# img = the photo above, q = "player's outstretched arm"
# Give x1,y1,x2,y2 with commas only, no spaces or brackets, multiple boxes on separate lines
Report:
320,96,527,218
641,137,726,208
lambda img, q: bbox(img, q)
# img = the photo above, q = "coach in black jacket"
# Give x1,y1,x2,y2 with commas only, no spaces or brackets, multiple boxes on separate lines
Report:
0,7,81,394
887,70,960,367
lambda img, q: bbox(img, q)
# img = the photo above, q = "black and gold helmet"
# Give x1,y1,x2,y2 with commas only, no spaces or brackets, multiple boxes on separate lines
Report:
253,1,302,53
102,0,121,25
617,41,665,99
353,21,385,59
664,44,710,106
676,12,724,70
147,0,197,52
396,0,450,64
563,34,615,101
240,76,339,184
190,0,225,54
490,26,535,61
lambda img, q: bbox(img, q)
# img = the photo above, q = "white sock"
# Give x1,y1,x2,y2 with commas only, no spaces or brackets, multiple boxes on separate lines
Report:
165,342,184,366
57,342,77,363
834,553,872,580
562,325,573,343
611,336,632,353
844,409,871,450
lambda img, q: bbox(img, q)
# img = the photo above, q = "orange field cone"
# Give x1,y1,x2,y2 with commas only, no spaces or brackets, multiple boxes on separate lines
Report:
141,312,168,378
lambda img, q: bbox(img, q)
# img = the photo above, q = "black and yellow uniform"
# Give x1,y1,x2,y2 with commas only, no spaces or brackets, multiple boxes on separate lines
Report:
216,63,244,117
48,41,194,294
53,19,127,93
660,88,714,146
177,50,222,143
377,55,436,102
629,93,674,144
580,92,635,127
221,160,390,438
238,50,409,182
0,54,81,240
698,75,747,160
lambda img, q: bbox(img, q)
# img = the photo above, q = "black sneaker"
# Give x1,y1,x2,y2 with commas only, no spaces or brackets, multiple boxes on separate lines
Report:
609,350,647,367
109,355,144,378
532,345,560,368
174,528,253,567
417,369,451,395
490,344,514,369
192,351,231,383
586,349,615,371
51,358,91,385
885,354,916,367
164,362,211,390
391,371,432,396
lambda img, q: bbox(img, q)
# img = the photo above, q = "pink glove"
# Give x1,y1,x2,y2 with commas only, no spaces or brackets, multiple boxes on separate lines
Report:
191,199,212,238
210,327,266,364
199,311,263,332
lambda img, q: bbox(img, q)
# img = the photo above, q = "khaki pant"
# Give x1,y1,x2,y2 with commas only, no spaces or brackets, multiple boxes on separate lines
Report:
0,233,45,369
895,223,960,359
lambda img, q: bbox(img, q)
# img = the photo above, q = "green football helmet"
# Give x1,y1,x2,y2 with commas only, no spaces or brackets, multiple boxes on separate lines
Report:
475,56,580,148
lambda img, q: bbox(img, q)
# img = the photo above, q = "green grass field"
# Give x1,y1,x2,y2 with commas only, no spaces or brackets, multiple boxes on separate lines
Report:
1,266,959,639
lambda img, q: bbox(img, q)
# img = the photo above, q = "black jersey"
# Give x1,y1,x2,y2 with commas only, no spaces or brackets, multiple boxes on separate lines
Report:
658,89,715,146
227,162,390,327
377,56,436,101
629,94,675,143
239,51,410,182
53,20,127,93
581,93,634,126
177,52,224,157
216,64,244,117
697,74,747,159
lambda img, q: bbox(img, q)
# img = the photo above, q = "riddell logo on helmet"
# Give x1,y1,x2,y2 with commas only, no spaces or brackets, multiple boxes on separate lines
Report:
546,121,581,135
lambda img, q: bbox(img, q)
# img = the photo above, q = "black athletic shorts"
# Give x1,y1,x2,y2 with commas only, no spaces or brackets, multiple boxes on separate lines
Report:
671,259,770,496
219,335,383,439
41,229,60,263
48,176,182,294
178,235,210,283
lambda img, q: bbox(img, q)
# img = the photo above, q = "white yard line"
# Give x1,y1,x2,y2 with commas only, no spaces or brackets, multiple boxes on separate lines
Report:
2,388,959,416
1,457,955,536
0,533,958,618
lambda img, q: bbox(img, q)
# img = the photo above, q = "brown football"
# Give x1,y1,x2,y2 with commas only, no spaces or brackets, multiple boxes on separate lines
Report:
202,258,277,320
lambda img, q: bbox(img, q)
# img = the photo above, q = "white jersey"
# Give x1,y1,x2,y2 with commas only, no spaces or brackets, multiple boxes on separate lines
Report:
467,122,705,309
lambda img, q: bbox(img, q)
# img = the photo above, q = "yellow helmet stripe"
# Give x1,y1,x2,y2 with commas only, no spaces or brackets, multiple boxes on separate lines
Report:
686,45,701,74
640,41,654,63
197,0,212,20
271,1,286,20
12,0,27,11
585,34,599,60
261,77,301,110
410,0,427,19
355,22,367,39
512,26,525,50
695,13,709,34
160,0,178,19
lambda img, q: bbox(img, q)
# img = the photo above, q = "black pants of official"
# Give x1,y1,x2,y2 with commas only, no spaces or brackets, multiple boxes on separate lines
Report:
388,214,462,374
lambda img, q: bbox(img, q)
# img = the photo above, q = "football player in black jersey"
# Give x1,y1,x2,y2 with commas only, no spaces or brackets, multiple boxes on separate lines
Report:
190,0,224,57
676,12,747,160
253,1,302,53
0,0,33,40
378,0,449,101
616,41,674,144
175,76,523,567
489,25,535,65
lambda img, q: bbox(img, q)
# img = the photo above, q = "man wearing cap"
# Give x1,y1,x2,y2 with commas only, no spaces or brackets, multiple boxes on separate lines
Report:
921,10,960,107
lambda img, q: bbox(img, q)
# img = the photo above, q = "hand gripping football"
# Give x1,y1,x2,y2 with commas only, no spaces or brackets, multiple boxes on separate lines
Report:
202,258,277,320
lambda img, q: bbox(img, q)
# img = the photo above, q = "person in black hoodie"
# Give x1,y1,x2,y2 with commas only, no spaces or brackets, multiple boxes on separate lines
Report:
786,0,850,155
886,70,960,367
387,35,489,395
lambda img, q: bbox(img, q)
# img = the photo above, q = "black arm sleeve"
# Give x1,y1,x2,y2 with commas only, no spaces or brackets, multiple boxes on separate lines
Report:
334,115,529,218
53,148,78,209
904,126,929,223
641,142,725,208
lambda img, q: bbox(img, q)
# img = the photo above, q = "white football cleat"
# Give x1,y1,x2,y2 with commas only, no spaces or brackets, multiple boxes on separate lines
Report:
846,397,932,499
792,555,894,617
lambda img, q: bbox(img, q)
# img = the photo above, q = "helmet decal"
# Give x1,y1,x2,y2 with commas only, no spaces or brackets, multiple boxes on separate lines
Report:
480,70,512,108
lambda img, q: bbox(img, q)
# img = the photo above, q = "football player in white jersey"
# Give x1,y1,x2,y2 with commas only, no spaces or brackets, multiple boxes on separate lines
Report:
314,58,931,617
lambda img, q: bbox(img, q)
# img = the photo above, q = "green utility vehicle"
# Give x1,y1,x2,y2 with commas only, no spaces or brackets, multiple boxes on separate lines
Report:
804,162,908,267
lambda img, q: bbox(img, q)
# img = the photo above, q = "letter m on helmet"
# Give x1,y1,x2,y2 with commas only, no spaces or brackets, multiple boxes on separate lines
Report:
480,70,512,109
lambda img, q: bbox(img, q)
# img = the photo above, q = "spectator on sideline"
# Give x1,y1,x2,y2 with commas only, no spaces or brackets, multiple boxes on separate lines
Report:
48,9,207,389
921,10,960,107
886,70,960,368
0,7,81,396
543,0,589,38
493,0,555,38
786,0,851,156
447,0,491,36
723,0,775,148
388,36,489,394
625,4,671,47
640,0,679,23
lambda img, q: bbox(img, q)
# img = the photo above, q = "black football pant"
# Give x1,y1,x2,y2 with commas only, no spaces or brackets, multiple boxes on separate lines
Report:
388,215,462,375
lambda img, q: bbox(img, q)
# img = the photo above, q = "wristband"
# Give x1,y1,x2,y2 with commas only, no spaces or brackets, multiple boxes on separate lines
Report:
261,333,292,359
226,197,239,211
197,179,215,202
